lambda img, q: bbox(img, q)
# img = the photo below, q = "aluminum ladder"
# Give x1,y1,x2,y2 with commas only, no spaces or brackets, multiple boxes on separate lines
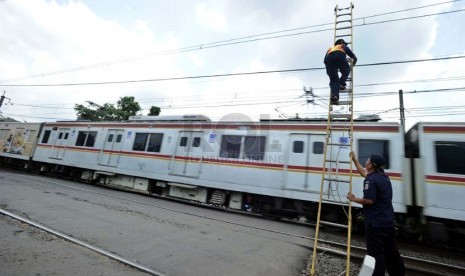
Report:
310,3,355,276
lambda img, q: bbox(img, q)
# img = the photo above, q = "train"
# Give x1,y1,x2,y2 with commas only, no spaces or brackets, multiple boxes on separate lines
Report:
0,115,464,244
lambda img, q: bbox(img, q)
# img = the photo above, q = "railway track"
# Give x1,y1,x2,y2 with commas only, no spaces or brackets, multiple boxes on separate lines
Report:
0,209,165,276
2,170,465,276
316,239,465,276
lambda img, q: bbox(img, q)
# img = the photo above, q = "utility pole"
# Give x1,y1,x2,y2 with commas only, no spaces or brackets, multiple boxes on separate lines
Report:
399,89,406,134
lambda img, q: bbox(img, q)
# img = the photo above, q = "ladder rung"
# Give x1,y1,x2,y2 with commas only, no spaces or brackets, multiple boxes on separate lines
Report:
335,34,351,37
320,220,348,229
322,198,348,205
331,101,352,106
327,143,349,147
339,89,352,93
329,127,352,132
336,20,352,24
336,13,351,17
326,160,351,164
335,36,352,40
324,177,351,184
330,114,351,120
336,26,351,31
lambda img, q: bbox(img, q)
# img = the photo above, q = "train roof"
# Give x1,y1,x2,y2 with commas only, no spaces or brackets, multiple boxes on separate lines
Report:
128,114,211,122
410,121,465,126
45,117,398,126
52,114,387,125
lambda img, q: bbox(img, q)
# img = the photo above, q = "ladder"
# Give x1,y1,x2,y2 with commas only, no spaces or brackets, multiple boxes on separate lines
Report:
310,3,355,276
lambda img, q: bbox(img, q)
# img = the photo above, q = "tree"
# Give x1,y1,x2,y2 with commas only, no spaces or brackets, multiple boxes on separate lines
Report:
115,96,141,120
148,106,161,116
74,96,161,121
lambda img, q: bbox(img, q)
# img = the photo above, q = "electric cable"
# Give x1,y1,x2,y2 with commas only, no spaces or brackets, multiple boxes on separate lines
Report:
1,55,464,87
1,2,463,83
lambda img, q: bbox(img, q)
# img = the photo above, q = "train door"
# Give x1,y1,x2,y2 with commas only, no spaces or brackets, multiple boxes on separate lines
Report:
284,134,325,192
171,131,204,177
51,128,71,159
99,129,124,166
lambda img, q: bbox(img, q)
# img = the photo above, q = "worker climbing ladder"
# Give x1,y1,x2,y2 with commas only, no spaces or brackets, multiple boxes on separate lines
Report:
310,3,355,276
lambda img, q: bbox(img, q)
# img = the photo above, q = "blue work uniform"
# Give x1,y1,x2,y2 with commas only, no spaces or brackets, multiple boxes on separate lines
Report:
363,172,394,227
324,44,357,100
362,172,405,276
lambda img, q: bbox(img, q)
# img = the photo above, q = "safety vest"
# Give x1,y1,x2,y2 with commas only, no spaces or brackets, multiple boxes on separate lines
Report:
326,44,346,55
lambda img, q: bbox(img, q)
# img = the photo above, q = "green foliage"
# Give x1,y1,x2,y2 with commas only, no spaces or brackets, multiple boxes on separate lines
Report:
74,96,160,121
148,106,161,116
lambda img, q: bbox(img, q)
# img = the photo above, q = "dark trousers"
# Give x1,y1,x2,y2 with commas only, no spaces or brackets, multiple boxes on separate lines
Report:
324,52,350,98
366,226,405,276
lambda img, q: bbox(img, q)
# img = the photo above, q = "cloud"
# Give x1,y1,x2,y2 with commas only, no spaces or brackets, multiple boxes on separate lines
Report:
0,0,188,120
0,0,463,124
195,3,227,32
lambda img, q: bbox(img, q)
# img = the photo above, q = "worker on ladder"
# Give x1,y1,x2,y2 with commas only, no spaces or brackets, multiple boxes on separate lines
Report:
324,39,357,103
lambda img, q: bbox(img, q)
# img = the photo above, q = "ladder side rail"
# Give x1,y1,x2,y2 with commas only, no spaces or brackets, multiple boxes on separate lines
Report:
311,5,340,274
345,4,355,275
311,4,355,276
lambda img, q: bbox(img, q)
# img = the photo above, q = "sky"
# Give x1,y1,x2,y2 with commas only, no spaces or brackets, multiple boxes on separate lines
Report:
0,0,464,129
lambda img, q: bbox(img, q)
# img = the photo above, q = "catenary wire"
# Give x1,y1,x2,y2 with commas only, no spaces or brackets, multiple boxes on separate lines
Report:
1,55,464,87
6,85,465,112
6,74,465,109
0,2,462,84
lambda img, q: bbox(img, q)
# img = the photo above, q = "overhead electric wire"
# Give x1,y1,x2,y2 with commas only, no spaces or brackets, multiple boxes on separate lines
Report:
8,84,465,112
146,87,465,109
3,3,464,123
1,1,463,84
6,103,465,122
355,0,461,19
297,104,465,119
2,55,464,87
7,73,465,109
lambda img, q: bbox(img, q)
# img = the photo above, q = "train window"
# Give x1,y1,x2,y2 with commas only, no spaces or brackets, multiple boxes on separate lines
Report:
180,137,188,147
107,134,114,142
313,141,324,154
76,131,97,147
293,141,304,153
41,130,51,144
358,139,390,169
220,135,241,158
116,134,122,143
58,132,63,139
147,133,163,152
64,133,69,140
85,132,97,147
192,137,201,148
133,133,148,151
435,141,465,175
244,136,266,160
76,132,86,146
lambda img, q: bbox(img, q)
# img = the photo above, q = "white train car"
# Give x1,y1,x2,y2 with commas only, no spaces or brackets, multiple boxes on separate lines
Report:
31,115,406,220
406,122,465,241
0,122,43,167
